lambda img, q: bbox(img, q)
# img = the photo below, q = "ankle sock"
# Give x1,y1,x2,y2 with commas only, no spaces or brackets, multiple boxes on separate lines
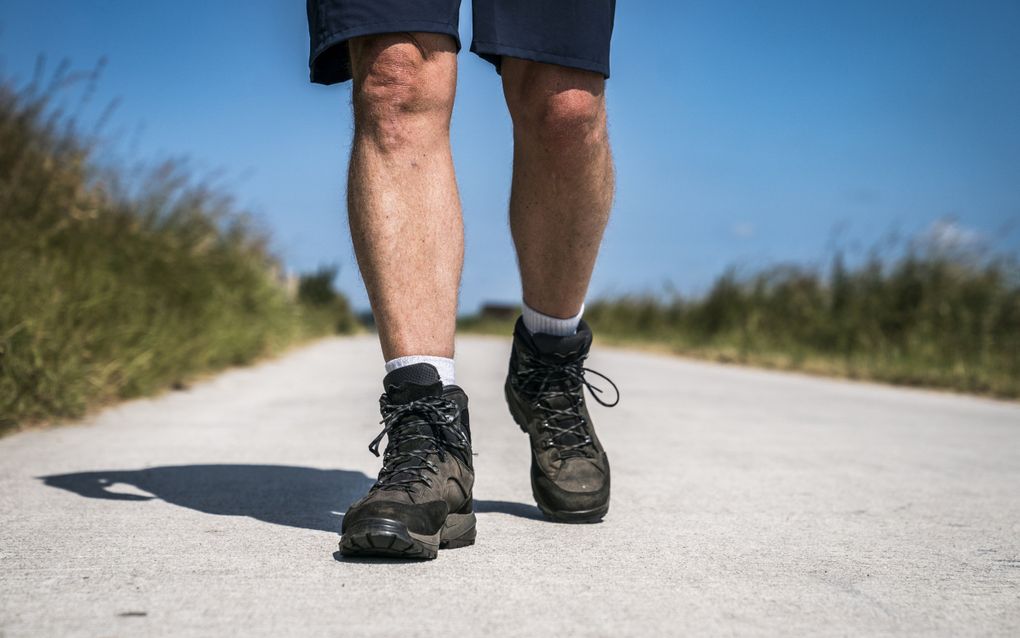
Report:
521,301,584,337
384,355,455,387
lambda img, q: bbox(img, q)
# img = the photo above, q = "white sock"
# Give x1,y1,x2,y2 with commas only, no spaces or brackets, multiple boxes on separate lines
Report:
384,355,456,387
521,301,584,337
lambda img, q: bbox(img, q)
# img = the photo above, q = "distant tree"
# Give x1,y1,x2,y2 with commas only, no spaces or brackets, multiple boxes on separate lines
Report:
298,265,339,306
296,265,356,333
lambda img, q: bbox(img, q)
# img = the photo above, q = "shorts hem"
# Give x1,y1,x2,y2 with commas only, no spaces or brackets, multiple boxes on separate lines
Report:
310,20,462,85
469,41,610,78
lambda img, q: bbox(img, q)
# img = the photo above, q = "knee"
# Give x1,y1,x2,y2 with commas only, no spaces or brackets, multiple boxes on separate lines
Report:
503,62,607,146
349,33,456,149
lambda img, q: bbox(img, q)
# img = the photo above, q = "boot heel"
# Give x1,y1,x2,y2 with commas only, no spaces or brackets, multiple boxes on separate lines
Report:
440,511,477,549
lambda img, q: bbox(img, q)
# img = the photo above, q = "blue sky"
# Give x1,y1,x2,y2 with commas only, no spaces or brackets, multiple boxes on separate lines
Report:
2,1,1018,312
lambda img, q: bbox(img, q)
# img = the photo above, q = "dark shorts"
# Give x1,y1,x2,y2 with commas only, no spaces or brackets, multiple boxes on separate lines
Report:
307,0,616,85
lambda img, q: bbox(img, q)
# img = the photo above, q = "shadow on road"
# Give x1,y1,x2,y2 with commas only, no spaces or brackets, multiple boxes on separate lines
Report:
40,464,543,532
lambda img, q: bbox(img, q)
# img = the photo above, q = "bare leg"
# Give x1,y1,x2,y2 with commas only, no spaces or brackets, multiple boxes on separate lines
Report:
501,58,615,319
347,33,461,360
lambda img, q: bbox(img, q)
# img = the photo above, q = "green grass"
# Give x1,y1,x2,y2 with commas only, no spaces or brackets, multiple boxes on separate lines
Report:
462,248,1020,399
0,71,355,433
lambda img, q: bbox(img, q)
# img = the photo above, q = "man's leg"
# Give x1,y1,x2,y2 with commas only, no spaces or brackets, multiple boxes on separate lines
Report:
338,33,476,559
500,59,618,523
501,58,614,327
347,33,462,369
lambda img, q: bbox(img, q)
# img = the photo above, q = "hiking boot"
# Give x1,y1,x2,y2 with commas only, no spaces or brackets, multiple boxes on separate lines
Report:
504,318,619,523
339,363,475,559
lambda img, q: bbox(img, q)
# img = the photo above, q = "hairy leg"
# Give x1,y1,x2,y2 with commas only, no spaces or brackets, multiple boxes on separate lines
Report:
501,58,615,319
347,33,461,360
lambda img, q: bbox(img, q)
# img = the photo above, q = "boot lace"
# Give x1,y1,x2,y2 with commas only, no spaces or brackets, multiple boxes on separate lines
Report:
512,350,620,458
367,395,469,491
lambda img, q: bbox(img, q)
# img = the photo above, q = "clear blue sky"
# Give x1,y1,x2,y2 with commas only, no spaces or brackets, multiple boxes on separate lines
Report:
2,1,1018,312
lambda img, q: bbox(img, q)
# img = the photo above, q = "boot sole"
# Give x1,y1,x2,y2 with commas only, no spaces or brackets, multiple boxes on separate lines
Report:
504,379,609,524
536,501,609,524
339,511,476,560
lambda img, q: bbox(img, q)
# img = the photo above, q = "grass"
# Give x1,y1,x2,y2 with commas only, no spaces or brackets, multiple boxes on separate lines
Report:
0,69,355,434
461,244,1020,399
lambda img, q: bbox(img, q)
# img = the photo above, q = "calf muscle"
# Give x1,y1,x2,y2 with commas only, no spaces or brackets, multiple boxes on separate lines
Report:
346,33,462,360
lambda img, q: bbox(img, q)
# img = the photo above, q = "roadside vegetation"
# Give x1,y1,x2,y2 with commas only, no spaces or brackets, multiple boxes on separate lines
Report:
463,241,1020,399
0,69,355,433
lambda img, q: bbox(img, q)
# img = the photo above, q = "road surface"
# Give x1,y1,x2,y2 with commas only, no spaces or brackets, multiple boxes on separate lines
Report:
2,335,1019,636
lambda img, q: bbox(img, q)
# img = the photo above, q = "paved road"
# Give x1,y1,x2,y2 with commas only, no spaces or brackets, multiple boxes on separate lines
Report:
2,336,1018,636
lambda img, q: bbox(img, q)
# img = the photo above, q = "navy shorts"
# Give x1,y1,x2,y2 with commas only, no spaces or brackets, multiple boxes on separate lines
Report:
307,0,616,85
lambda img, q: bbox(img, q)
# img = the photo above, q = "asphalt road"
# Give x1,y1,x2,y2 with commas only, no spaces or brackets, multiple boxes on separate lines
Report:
2,335,1019,636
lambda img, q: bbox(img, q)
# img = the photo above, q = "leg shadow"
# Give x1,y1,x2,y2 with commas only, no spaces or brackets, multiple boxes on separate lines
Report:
40,464,376,533
474,499,545,521
40,465,548,534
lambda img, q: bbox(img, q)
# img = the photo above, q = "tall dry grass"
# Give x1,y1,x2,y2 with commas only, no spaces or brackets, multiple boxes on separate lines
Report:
585,242,1020,397
0,67,353,432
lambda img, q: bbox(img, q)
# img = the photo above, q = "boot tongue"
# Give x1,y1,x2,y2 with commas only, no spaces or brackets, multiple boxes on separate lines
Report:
377,363,446,489
516,318,593,363
383,363,443,404
529,331,589,361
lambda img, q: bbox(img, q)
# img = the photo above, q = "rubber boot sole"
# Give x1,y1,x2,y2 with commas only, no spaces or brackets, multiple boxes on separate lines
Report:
505,378,610,524
535,499,609,524
339,510,476,560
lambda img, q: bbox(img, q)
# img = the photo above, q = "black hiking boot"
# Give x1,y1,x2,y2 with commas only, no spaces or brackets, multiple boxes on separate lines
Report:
339,363,475,559
504,318,619,523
